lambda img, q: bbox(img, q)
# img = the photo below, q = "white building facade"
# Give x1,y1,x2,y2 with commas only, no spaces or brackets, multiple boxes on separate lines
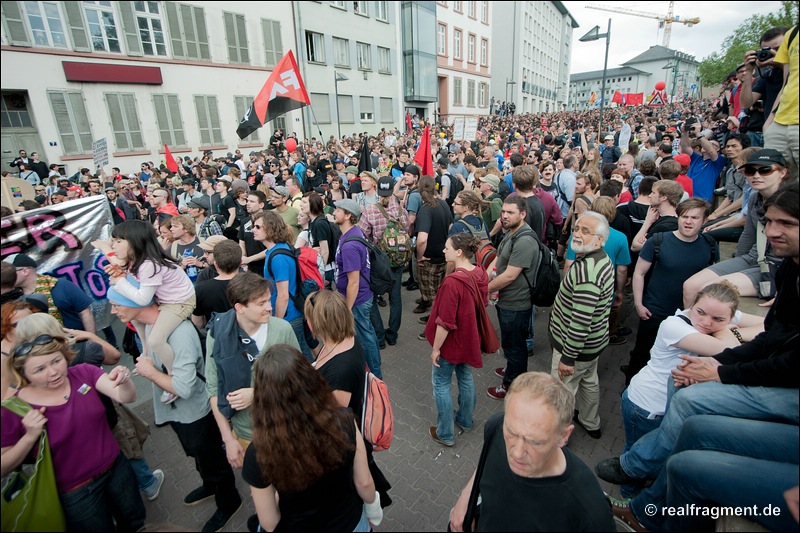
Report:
490,1,577,115
434,0,491,122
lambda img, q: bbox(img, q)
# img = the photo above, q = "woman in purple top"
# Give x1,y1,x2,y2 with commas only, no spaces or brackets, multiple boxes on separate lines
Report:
0,334,145,532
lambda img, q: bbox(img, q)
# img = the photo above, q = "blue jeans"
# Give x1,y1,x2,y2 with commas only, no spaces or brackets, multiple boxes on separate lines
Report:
526,304,536,352
620,382,800,481
127,457,157,493
621,389,663,454
432,359,475,444
370,295,386,346
630,415,799,532
353,299,382,379
372,266,404,345
59,452,146,532
496,306,532,389
289,316,314,362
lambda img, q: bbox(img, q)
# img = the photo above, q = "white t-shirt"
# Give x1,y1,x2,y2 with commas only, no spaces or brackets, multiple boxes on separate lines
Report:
250,323,269,352
627,309,744,416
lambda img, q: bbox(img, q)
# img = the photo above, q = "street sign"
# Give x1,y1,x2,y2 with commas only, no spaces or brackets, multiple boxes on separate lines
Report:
690,84,697,89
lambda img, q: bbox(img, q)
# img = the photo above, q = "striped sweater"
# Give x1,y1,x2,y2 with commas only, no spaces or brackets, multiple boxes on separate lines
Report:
548,248,614,364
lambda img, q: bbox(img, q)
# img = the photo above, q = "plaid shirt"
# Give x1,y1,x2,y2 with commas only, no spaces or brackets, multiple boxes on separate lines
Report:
358,197,409,245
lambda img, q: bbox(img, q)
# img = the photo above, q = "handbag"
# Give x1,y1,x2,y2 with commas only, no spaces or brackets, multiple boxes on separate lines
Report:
1,396,67,532
456,268,500,354
111,401,151,460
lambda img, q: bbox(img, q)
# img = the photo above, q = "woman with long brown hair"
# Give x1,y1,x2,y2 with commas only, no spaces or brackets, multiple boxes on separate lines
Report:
242,344,381,531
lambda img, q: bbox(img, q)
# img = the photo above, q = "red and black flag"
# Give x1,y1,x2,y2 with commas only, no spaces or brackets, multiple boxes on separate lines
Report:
236,50,310,140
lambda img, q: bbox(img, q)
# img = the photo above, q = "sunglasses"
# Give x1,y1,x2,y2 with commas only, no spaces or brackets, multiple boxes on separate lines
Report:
742,165,776,177
13,334,66,358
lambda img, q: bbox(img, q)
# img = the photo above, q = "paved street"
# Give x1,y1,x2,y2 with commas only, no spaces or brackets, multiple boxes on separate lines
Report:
121,275,635,532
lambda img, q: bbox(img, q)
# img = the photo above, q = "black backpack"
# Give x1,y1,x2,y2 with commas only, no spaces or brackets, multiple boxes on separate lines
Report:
507,228,561,307
343,236,395,296
435,171,463,208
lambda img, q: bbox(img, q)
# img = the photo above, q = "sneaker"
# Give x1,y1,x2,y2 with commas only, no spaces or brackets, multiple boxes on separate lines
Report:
429,426,454,447
413,301,430,313
144,469,165,501
607,495,649,532
418,315,429,324
417,332,426,341
455,421,473,434
608,335,628,345
487,384,507,400
415,296,424,304
405,281,419,291
201,501,242,532
494,367,506,378
595,457,637,485
376,295,387,307
527,347,535,357
572,413,602,439
184,485,215,506
160,391,178,404
617,326,633,337
401,278,411,287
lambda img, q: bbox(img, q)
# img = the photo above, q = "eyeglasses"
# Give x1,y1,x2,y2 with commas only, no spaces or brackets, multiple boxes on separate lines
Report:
252,223,264,230
574,226,598,236
742,165,776,177
13,334,66,358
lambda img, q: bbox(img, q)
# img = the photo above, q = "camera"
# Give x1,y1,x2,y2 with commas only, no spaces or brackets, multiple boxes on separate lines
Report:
755,47,774,62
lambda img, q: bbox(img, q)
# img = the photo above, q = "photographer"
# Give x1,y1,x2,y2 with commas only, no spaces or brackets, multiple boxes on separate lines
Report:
680,118,727,203
740,27,788,147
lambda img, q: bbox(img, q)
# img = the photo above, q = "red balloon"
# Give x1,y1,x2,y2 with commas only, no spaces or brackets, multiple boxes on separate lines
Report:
655,81,666,91
285,138,297,152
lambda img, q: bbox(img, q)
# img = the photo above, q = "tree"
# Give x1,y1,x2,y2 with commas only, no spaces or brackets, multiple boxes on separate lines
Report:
699,1,798,87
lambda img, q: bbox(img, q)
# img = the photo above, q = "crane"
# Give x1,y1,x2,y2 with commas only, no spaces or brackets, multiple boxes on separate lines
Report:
585,1,700,48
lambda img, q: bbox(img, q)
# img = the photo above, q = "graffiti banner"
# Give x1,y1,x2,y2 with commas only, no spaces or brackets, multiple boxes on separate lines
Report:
1,196,115,330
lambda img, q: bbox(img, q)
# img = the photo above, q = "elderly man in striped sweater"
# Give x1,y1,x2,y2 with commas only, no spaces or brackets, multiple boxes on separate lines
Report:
549,211,615,439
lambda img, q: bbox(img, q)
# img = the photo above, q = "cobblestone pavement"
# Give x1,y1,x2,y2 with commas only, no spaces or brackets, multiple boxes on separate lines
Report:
121,275,637,532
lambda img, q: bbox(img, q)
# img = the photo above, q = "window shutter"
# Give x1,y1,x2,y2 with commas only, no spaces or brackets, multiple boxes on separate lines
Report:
165,1,184,58
168,95,186,146
49,91,79,155
69,92,92,153
117,1,143,56
360,96,374,113
1,1,31,47
195,96,210,145
380,97,393,123
106,93,129,151
153,94,170,145
123,94,144,149
194,5,210,60
224,12,237,63
181,5,198,59
310,93,331,123
236,14,249,64
63,1,90,52
208,97,222,144
337,95,354,123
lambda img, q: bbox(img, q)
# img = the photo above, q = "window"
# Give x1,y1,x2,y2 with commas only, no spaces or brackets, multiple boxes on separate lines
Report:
380,97,393,123
467,79,476,106
333,37,349,67
453,1,462,12
274,115,286,132
479,82,486,107
378,46,391,74
375,1,388,21
1,93,33,128
468,34,475,62
453,78,462,106
480,38,488,65
480,1,488,23
194,95,223,145
306,31,325,63
134,1,166,56
83,1,120,52
360,96,374,122
164,2,210,60
152,94,186,147
330,0,345,8
337,94,354,123
223,12,249,64
22,1,68,48
261,19,283,68
234,96,259,141
105,93,144,151
357,42,371,70
310,93,331,123
453,29,461,59
48,90,92,155
467,1,475,18
354,1,368,16
437,24,446,55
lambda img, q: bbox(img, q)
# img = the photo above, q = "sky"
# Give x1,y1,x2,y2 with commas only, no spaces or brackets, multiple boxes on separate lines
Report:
562,1,784,74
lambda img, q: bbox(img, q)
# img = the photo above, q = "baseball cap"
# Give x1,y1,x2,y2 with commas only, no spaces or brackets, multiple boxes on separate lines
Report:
273,185,290,198
198,235,228,252
67,185,82,192
334,158,344,164
52,188,68,197
105,186,117,193
107,276,154,308
8,253,37,268
18,293,49,313
437,157,449,167
478,174,501,188
604,134,615,141
187,196,210,211
739,148,786,169
348,150,357,157
345,166,359,175
334,199,362,218
405,165,420,177
673,154,691,167
376,176,394,197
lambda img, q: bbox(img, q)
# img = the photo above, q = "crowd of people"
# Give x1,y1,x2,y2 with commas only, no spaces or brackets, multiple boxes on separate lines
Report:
1,22,798,532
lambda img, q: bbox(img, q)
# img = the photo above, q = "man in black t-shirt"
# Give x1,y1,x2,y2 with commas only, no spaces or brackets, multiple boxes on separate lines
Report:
239,191,268,275
449,372,615,532
414,188,454,317
193,240,241,329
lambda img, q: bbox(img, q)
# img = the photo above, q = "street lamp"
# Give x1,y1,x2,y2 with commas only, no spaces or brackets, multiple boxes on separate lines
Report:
334,71,348,139
505,78,517,108
579,19,611,136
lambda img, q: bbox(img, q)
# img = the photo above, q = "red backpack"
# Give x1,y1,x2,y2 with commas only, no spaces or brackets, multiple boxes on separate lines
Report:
266,247,323,313
362,371,394,452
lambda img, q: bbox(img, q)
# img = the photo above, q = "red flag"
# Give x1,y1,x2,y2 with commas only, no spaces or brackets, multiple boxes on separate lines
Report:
612,91,624,105
406,111,412,133
626,93,644,106
413,125,434,177
164,144,179,173
237,50,310,139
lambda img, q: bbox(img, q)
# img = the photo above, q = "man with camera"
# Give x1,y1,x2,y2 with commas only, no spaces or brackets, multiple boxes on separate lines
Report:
680,118,726,203
740,27,788,148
